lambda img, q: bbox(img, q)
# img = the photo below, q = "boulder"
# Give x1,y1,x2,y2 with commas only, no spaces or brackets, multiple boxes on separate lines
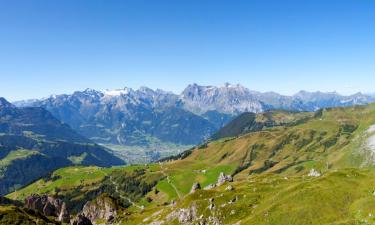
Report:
216,172,233,186
308,169,321,177
190,182,201,193
225,185,234,191
208,203,215,210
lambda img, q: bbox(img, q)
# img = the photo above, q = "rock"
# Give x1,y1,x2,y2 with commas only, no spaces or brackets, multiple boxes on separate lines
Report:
228,196,238,204
82,194,118,224
308,169,321,177
167,204,198,224
24,194,70,223
58,202,70,223
225,185,234,191
70,214,93,225
204,184,216,190
216,172,233,186
190,182,201,193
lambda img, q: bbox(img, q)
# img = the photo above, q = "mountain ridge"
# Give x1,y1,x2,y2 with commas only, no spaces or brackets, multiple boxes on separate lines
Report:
14,83,374,114
12,83,375,163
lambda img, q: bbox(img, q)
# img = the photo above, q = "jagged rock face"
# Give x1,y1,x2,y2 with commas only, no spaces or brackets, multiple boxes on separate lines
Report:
0,97,14,110
12,84,374,148
24,194,70,223
82,195,118,224
70,214,93,225
167,204,198,224
216,172,233,186
181,83,264,115
15,89,218,146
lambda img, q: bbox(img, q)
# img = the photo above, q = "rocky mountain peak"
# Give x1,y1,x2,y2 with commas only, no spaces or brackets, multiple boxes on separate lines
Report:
0,97,14,109
181,83,264,114
103,87,133,97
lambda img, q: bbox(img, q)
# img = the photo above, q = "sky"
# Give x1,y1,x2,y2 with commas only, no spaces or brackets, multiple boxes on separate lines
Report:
1,0,375,101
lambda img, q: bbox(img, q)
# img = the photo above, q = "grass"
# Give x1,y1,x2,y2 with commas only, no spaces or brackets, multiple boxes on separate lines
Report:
6,103,375,224
136,168,375,225
7,166,113,200
0,205,55,224
0,149,41,168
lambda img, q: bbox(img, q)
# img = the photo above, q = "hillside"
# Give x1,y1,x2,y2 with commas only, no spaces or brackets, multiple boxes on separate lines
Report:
211,110,313,140
0,97,124,196
5,103,375,224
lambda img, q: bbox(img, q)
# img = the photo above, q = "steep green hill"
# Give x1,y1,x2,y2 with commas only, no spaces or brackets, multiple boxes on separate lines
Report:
0,98,124,196
6,104,375,224
211,110,313,140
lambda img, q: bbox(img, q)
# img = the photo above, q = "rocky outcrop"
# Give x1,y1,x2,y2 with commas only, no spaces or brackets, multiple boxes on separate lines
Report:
70,214,93,225
24,194,70,223
308,169,321,177
167,203,198,224
216,172,233,186
190,182,201,194
81,194,118,224
203,183,216,190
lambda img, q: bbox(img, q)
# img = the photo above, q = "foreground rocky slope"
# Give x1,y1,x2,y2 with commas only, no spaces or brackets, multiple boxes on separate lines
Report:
5,103,375,224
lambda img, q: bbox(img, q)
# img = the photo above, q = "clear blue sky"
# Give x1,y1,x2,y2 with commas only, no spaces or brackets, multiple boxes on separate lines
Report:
1,0,375,101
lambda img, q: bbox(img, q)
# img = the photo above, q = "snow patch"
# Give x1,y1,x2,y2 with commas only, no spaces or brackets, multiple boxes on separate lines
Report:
103,88,131,96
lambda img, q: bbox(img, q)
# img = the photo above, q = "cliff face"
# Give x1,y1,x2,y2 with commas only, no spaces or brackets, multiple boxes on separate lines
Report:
24,194,70,223
82,194,118,224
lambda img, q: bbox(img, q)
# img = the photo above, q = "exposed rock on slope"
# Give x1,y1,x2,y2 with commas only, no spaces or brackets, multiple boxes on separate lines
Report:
24,194,70,223
81,195,118,224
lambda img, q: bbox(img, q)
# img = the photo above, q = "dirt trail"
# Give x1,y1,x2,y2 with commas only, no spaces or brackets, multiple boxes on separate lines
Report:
159,162,182,199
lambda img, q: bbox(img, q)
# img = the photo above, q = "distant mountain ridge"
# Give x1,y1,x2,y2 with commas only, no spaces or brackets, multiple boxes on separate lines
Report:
12,83,375,162
15,83,375,115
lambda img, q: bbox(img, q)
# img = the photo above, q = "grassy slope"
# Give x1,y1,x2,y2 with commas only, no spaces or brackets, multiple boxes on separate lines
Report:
134,168,375,225
0,205,57,225
7,104,375,224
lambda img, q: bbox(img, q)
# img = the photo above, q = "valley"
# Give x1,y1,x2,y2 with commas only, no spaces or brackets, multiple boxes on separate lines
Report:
2,1,375,224
13,84,375,164
2,102,375,224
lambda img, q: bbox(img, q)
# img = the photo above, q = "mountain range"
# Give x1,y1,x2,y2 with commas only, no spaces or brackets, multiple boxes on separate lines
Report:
13,83,375,163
